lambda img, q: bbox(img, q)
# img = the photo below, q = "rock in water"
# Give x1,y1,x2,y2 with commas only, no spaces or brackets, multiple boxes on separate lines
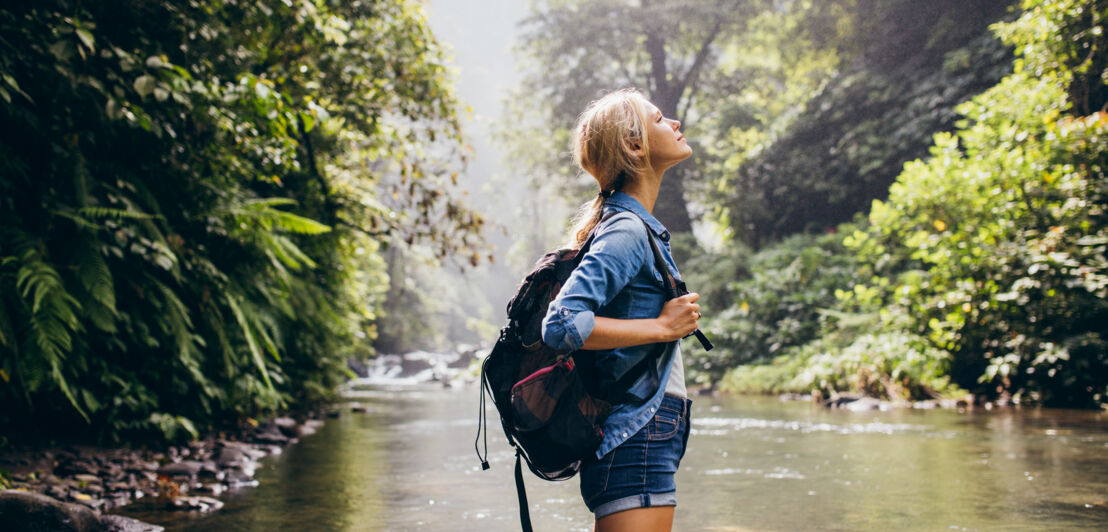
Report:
0,490,163,532
99,515,164,532
156,461,202,479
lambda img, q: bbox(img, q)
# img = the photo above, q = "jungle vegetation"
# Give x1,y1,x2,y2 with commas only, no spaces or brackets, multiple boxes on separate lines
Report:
508,0,1107,407
0,0,486,445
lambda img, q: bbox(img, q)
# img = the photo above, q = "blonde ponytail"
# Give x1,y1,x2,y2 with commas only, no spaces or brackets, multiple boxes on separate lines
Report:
564,89,652,248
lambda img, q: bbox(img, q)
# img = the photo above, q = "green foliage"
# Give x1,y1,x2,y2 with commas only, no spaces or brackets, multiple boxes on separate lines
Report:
718,0,1017,247
0,0,484,444
826,0,1108,407
696,0,1106,408
720,329,963,400
683,229,863,385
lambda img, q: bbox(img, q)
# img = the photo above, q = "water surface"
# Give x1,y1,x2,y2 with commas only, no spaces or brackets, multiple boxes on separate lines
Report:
118,383,1108,531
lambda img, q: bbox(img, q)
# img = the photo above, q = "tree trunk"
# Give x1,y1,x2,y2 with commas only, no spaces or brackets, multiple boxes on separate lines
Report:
644,19,694,234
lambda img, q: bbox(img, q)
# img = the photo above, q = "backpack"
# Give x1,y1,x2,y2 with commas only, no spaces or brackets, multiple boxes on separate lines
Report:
474,211,712,532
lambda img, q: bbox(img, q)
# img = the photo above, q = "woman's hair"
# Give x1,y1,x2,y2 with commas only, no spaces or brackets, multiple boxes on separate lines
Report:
565,89,653,248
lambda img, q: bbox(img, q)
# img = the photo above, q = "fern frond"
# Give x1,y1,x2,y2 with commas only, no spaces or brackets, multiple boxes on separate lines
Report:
6,245,88,420
225,293,273,391
228,198,331,234
74,239,118,332
51,210,105,231
77,206,161,221
264,209,331,235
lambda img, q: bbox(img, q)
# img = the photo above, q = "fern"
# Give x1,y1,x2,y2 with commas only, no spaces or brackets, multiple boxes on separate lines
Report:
225,292,274,391
77,206,161,221
228,197,332,235
74,238,118,333
11,248,88,420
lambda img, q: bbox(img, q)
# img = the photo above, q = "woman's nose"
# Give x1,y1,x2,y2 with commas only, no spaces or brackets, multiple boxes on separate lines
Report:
671,119,681,130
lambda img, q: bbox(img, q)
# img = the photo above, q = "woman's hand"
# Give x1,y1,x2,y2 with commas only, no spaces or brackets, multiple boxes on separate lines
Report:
655,292,700,342
577,292,702,350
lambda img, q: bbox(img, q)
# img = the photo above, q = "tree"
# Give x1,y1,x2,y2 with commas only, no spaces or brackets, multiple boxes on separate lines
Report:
718,0,1017,247
507,0,771,234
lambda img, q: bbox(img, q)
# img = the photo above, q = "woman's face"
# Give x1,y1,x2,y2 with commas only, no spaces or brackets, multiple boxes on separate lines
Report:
642,101,692,172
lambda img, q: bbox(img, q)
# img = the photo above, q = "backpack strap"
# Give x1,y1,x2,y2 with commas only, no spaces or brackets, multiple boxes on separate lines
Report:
641,224,714,351
514,450,533,532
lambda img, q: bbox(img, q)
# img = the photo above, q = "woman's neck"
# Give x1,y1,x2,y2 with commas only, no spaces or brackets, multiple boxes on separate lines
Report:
621,168,662,213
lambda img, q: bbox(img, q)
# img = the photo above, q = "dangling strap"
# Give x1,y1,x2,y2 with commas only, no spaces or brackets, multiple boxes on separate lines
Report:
515,450,533,532
474,356,491,470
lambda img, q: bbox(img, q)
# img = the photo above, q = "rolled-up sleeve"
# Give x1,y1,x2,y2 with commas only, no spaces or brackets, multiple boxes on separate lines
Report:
541,214,648,351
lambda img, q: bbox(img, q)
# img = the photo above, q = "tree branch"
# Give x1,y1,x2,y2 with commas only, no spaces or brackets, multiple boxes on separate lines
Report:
675,19,724,121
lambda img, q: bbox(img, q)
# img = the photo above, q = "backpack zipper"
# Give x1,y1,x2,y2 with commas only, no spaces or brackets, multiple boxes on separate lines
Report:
511,358,574,391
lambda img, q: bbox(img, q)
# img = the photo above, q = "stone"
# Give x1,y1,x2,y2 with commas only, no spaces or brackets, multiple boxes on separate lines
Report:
72,495,106,511
195,483,226,496
157,460,202,478
250,425,289,445
213,447,248,469
99,514,164,532
822,393,864,408
170,495,224,513
54,458,99,477
73,474,101,484
298,419,323,437
844,396,884,412
46,485,69,499
125,460,159,473
0,489,99,532
272,416,299,438
224,469,257,488
105,482,132,493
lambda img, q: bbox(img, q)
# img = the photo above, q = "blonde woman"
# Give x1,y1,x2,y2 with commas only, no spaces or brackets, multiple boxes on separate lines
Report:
542,89,701,532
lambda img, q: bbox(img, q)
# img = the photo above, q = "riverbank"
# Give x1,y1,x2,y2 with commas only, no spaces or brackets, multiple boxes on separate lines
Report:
0,414,327,530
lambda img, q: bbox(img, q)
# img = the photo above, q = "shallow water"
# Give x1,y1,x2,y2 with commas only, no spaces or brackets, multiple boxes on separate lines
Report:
117,383,1108,531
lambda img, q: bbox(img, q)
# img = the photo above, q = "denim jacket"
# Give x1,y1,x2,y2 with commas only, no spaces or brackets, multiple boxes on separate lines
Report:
541,191,682,459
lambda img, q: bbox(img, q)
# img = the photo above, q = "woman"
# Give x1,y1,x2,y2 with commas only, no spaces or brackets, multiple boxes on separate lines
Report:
541,89,701,532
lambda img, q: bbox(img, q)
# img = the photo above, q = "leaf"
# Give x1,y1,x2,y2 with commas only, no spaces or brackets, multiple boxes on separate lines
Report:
2,74,32,103
225,293,273,391
49,41,71,62
133,75,156,97
75,29,95,52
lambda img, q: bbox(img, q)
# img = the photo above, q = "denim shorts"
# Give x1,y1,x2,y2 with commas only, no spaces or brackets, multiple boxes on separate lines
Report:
579,394,693,518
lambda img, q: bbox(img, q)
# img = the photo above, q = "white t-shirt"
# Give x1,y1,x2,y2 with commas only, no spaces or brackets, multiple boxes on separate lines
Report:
663,341,687,398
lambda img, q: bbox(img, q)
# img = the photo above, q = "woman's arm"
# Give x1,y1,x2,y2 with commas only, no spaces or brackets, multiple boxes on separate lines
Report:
581,293,701,350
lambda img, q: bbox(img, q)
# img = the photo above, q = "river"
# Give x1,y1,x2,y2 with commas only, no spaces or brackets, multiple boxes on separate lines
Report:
117,381,1108,531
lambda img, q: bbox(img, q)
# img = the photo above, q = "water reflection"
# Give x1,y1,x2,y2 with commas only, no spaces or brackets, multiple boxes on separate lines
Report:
117,384,1108,531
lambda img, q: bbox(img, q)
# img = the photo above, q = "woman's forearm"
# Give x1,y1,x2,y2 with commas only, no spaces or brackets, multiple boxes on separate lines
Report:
580,316,668,350
580,293,702,350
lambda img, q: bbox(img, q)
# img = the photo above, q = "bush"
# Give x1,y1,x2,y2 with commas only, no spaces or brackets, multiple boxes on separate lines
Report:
683,228,863,385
